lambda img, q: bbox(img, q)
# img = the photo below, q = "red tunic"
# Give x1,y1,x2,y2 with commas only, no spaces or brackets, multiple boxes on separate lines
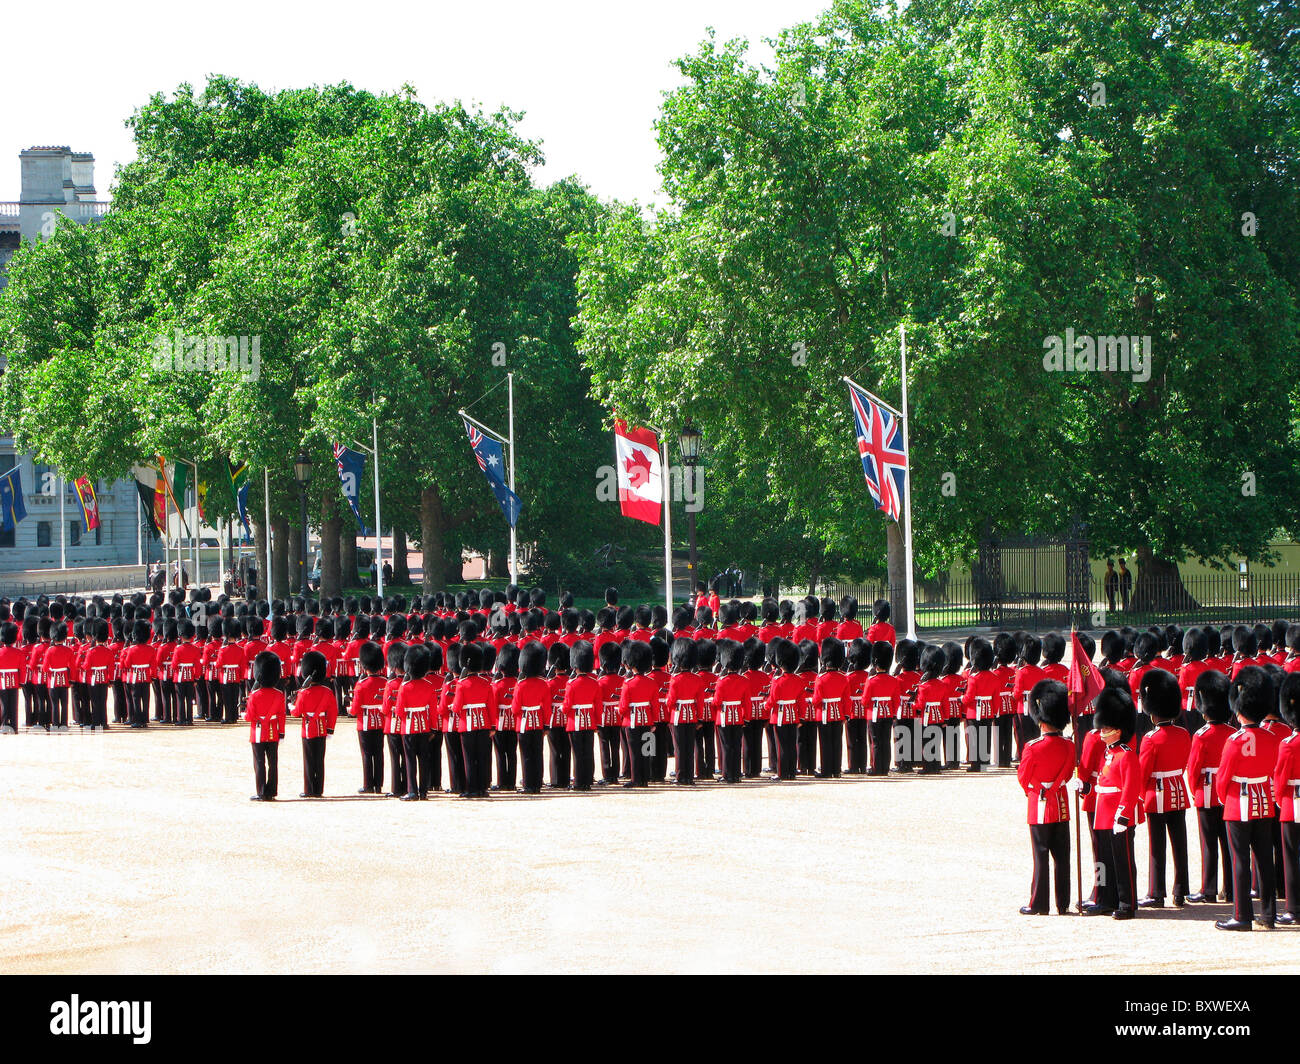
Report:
1137,721,1191,814
291,684,338,739
351,674,387,731
1217,724,1282,821
811,671,849,724
1018,733,1075,824
1094,742,1144,830
246,687,288,743
1273,730,1300,823
665,671,704,726
765,672,807,727
562,673,601,731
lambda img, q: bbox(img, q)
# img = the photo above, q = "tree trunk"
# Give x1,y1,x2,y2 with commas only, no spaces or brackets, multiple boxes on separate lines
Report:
340,526,358,594
252,519,267,600
885,520,907,627
320,498,342,600
1130,544,1198,613
271,518,290,600
419,485,445,594
287,524,302,598
488,547,509,579
392,528,409,585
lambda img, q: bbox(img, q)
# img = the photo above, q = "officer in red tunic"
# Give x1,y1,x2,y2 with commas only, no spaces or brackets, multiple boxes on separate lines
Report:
1083,688,1143,919
1018,679,1075,915
1136,669,1191,908
1214,666,1282,930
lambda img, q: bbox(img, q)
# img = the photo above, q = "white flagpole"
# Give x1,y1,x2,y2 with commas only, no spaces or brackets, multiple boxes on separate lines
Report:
136,489,142,566
373,417,384,602
59,475,66,570
507,371,517,584
661,435,673,620
900,326,917,641
264,468,273,601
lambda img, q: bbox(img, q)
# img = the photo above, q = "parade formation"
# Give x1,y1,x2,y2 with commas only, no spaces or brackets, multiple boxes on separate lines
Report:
2,583,1297,935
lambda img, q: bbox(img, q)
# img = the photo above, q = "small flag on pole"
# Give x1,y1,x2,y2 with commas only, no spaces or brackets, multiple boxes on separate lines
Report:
613,420,662,525
0,467,28,531
332,443,373,535
72,477,100,531
463,424,521,527
1068,629,1105,719
846,379,908,523
227,459,251,537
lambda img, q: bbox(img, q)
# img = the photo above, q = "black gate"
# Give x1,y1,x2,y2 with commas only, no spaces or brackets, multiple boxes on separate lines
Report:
975,524,1092,630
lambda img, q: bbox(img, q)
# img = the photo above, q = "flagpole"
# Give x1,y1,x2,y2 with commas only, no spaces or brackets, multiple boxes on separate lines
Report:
59,475,66,570
507,371,517,585
661,435,673,620
264,468,273,602
136,491,142,567
900,326,917,641
163,477,170,587
373,417,384,602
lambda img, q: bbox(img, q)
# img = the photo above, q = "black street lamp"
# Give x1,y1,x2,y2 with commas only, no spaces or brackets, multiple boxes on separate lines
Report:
294,451,313,597
678,420,702,605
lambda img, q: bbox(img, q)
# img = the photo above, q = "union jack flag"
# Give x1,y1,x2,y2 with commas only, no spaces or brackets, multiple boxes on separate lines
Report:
847,380,907,522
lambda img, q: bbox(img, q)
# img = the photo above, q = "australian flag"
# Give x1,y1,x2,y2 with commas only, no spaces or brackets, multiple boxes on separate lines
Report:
464,421,521,528
847,379,908,522
0,466,28,531
332,443,371,536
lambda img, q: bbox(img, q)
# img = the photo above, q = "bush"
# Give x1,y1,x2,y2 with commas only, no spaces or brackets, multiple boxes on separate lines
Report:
525,546,655,599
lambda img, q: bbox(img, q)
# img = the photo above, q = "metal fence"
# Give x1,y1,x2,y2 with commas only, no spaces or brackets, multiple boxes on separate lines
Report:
784,571,1300,634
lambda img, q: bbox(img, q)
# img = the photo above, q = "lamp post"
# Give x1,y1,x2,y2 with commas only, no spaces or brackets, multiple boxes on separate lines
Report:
293,451,313,597
678,420,702,606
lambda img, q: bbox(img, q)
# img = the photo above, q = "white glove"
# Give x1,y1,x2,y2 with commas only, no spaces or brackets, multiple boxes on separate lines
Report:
1113,822,1128,834
1066,777,1084,794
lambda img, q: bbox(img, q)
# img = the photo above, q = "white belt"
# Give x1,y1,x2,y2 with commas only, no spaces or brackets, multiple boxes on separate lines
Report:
1035,781,1058,823
628,702,650,727
1096,785,1120,793
1201,766,1218,806
776,700,798,726
1232,776,1269,821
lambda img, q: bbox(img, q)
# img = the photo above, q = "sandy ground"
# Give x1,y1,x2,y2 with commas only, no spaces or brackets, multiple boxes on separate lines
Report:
3,720,1298,975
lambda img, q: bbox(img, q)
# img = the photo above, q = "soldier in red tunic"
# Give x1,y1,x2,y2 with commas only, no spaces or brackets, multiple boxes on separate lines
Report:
1083,688,1143,920
1018,679,1075,915
352,641,387,795
1186,670,1234,903
1274,673,1300,925
245,652,287,801
291,650,338,799
1215,666,1282,930
1136,668,1191,908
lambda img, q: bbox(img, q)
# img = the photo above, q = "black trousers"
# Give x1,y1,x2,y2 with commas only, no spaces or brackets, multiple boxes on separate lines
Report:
796,722,817,775
23,682,37,726
301,735,327,797
673,722,696,784
49,686,69,728
175,681,195,725
71,682,87,726
89,685,109,729
494,729,519,790
965,719,992,768
1017,713,1040,758
546,726,571,788
385,734,407,795
1146,809,1189,901
626,725,652,786
996,716,1015,766
774,723,798,780
0,688,17,731
461,729,492,796
219,683,240,725
1086,811,1100,904
817,721,843,777
569,730,595,790
1028,822,1071,913
128,682,150,727
868,719,893,774
893,719,916,771
718,723,744,782
597,725,621,783
943,720,962,767
1196,805,1232,899
196,677,210,721
844,718,868,773
403,732,433,797
519,730,546,791
112,680,128,724
1227,818,1276,924
253,741,278,798
651,722,671,781
446,728,467,793
696,721,717,777
918,722,943,773
619,729,631,778
358,729,384,793
741,719,765,778
1094,826,1138,913
1282,822,1300,915
765,723,778,773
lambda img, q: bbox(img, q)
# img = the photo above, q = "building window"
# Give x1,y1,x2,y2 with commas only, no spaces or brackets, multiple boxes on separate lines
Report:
69,522,80,547
37,521,51,547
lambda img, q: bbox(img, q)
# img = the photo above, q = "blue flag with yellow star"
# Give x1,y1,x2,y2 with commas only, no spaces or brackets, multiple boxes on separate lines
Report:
0,466,28,531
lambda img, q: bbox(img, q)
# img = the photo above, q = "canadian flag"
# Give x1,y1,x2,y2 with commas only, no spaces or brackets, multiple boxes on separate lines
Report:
614,420,663,525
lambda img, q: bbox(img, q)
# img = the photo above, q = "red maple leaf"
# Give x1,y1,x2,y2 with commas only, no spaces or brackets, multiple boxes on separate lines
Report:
623,448,653,488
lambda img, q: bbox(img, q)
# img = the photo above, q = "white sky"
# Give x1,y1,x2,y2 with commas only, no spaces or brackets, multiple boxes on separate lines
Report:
1,0,831,206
